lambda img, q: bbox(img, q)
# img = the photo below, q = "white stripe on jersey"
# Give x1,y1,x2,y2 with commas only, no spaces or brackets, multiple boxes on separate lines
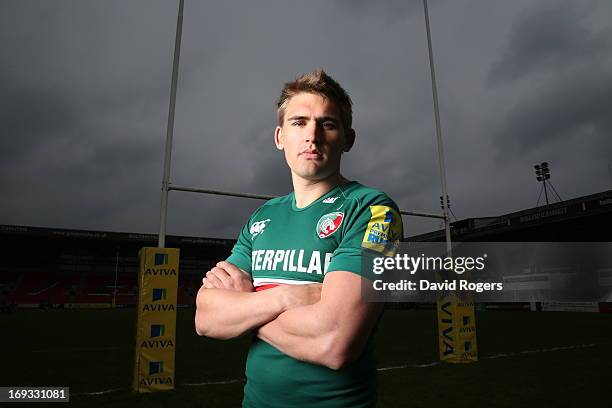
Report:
253,277,319,287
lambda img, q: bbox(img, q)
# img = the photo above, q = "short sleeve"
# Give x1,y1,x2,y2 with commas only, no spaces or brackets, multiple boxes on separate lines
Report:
326,194,403,280
226,209,262,274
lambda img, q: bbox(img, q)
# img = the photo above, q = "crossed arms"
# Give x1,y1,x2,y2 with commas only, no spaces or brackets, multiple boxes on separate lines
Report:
194,261,382,370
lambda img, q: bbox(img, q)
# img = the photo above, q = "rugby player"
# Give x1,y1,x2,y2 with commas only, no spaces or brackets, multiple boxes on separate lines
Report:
195,69,402,407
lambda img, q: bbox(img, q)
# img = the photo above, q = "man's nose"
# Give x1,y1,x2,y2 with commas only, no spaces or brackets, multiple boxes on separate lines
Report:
304,122,323,143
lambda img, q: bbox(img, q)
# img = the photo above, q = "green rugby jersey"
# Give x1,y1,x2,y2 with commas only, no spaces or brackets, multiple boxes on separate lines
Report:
226,181,403,408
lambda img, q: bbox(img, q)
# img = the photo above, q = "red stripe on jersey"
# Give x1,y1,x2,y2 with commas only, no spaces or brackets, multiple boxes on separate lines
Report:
255,284,279,292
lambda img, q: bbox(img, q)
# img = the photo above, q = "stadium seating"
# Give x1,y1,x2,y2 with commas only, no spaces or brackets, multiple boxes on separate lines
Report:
4,261,209,307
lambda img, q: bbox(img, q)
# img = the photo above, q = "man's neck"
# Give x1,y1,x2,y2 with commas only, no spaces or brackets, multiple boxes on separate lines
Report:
292,173,349,208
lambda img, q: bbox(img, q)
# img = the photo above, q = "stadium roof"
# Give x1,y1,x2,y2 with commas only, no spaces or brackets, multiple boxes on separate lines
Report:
3,189,611,244
0,224,235,247
408,189,612,242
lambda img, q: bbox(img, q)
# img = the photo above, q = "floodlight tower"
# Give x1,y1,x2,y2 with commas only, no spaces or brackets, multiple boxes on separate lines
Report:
534,162,550,205
534,162,562,206
439,195,457,220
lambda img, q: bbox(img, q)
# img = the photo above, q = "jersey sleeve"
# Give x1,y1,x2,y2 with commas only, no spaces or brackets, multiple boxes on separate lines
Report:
225,208,262,274
326,194,403,280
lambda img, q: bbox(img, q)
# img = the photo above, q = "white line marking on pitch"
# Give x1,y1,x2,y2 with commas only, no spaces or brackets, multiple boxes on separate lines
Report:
72,388,124,396
183,379,246,386
72,342,608,395
377,342,603,372
32,346,127,353
486,343,598,360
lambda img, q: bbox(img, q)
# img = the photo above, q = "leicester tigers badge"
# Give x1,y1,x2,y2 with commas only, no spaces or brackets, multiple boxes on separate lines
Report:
316,212,344,238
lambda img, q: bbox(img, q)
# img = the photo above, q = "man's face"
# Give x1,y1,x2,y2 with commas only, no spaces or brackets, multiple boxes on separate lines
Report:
275,92,354,182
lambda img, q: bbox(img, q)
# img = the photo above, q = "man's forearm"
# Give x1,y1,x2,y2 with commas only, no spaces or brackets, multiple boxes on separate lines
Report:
257,298,383,370
195,286,287,340
257,303,343,369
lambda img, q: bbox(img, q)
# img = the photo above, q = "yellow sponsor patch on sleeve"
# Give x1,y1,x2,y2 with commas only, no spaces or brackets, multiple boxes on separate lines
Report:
361,205,402,255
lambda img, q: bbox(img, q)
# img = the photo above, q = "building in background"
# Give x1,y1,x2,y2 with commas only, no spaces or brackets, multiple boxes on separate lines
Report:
410,190,612,242
1,189,611,309
0,225,234,308
408,189,612,312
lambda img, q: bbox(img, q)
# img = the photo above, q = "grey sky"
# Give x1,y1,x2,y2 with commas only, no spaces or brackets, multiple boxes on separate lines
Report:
1,0,611,239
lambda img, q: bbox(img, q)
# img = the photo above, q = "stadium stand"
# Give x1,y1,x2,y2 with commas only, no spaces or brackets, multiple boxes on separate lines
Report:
409,189,612,242
0,224,234,308
2,189,610,309
407,189,612,312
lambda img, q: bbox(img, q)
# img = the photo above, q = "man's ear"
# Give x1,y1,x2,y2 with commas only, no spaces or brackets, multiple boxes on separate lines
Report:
344,128,356,152
274,126,284,150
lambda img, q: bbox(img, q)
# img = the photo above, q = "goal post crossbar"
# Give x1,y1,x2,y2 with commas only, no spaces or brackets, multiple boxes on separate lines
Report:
168,183,446,220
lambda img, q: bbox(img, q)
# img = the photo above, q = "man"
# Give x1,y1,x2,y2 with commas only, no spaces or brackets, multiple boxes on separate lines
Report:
195,69,402,407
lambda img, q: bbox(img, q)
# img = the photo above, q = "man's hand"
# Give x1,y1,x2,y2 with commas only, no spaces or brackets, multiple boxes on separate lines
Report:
202,261,254,292
195,260,321,340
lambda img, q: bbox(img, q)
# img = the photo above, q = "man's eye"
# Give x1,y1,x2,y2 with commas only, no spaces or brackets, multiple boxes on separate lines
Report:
323,122,336,130
292,121,306,127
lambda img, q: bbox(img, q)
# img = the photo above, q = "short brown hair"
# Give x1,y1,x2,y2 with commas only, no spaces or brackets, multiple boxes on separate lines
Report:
276,69,353,130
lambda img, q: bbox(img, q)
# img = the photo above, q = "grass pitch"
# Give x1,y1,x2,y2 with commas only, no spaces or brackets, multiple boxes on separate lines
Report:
1,308,609,407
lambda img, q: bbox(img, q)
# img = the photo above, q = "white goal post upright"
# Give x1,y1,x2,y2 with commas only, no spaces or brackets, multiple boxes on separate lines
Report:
423,0,478,363
158,0,184,249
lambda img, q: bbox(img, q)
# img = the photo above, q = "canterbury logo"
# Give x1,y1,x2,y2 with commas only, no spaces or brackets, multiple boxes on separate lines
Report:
250,219,271,239
322,197,339,204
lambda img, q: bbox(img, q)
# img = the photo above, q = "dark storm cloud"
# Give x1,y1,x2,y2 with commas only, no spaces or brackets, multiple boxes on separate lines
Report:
1,0,611,239
0,0,180,232
228,117,292,197
493,66,612,156
0,74,74,159
0,108,164,230
338,0,426,24
488,1,612,158
488,2,610,83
